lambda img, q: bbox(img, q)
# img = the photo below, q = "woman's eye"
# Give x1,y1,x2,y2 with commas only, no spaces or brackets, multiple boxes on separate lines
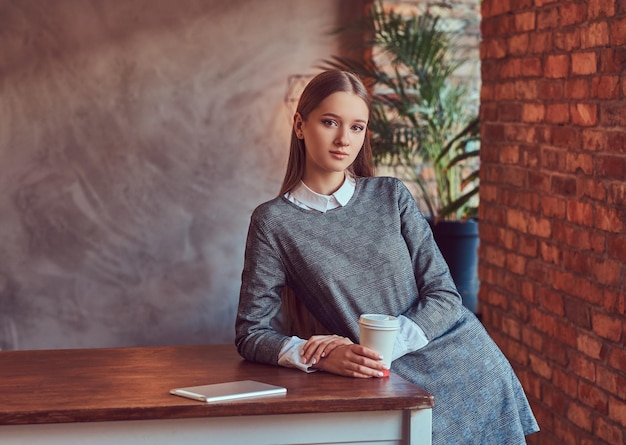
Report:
322,119,338,127
351,125,364,132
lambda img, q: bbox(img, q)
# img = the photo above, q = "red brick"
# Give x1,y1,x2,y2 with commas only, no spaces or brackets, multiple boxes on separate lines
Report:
600,102,626,126
529,353,552,379
518,233,539,256
514,79,538,100
528,171,551,192
528,215,551,237
562,248,591,276
572,52,598,75
589,0,616,18
553,269,598,304
521,144,540,168
581,128,606,151
551,175,577,196
552,368,577,397
554,416,580,444
596,154,626,180
594,416,623,445
514,11,535,32
480,84,495,101
545,54,570,78
564,297,592,329
600,47,626,73
596,365,619,394
560,2,587,26
502,315,521,340
482,0,513,17
537,6,560,30
482,122,506,140
507,34,528,56
607,234,626,262
567,402,593,432
551,126,580,149
481,59,500,82
595,207,625,233
506,252,527,274
607,346,626,374
579,380,609,413
540,195,566,218
605,130,626,153
495,82,517,100
545,103,569,123
581,22,610,48
529,31,552,53
481,38,507,59
521,57,542,76
571,103,598,126
538,287,564,315
608,181,626,204
566,152,593,175
567,200,594,226
569,351,596,382
592,312,622,341
609,396,626,428
498,103,522,122
509,296,529,324
577,177,606,201
565,77,591,99
538,79,564,100
592,75,620,99
507,208,528,231
610,17,626,46
500,58,521,78
484,244,506,267
576,332,603,359
522,325,543,351
554,28,581,51
602,288,622,313
591,258,623,286
498,144,519,164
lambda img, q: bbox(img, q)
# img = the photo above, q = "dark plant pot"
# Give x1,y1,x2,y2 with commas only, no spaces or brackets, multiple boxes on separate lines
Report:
429,219,480,314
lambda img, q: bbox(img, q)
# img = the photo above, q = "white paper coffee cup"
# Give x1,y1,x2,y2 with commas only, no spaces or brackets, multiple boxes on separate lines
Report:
358,314,400,376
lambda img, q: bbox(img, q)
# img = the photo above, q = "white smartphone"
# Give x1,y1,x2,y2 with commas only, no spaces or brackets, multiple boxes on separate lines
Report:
170,380,286,403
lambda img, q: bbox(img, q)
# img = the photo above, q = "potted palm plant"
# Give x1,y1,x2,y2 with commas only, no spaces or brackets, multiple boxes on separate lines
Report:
323,1,481,312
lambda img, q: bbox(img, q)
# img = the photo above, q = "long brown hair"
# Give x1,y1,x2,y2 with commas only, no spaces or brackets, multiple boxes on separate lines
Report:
279,70,375,338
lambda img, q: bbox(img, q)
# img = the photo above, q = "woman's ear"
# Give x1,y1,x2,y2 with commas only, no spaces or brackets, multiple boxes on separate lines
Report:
293,113,304,139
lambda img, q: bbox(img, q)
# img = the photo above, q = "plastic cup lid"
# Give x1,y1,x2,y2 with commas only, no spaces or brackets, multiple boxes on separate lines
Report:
358,314,400,329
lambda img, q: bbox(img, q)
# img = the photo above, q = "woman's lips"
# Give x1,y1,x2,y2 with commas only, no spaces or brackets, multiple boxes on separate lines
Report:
330,150,349,160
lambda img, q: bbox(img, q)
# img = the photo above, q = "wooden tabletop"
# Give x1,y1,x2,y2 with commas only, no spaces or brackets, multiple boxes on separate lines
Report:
0,344,434,425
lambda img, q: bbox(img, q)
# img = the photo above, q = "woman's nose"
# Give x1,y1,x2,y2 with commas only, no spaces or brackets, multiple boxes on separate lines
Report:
335,128,350,147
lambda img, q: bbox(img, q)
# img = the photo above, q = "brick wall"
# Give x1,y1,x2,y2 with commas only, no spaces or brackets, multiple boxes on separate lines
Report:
480,1,626,444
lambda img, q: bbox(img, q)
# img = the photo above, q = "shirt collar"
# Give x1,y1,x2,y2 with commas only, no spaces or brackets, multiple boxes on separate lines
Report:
290,176,356,212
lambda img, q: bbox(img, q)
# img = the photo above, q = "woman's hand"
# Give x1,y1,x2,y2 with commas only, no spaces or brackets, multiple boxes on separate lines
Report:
313,344,388,378
301,334,353,366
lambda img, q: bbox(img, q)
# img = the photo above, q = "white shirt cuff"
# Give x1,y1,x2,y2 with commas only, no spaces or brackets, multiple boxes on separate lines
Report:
278,336,317,373
392,315,429,360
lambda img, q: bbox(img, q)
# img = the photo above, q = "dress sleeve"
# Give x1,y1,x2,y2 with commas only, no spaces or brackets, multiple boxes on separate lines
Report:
235,210,291,365
395,180,465,340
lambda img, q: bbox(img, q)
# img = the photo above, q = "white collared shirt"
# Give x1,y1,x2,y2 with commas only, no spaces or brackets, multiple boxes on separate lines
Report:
278,177,429,372
286,176,355,212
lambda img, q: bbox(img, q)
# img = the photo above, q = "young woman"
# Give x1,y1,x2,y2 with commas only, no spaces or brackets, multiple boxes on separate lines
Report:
236,70,538,444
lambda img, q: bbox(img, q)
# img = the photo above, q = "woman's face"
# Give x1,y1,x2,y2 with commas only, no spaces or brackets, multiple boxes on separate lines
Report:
295,91,369,180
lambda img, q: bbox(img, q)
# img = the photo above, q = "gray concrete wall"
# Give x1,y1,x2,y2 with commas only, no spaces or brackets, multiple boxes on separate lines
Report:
0,0,365,350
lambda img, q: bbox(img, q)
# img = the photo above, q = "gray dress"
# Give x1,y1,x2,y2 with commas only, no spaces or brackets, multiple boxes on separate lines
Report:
236,176,539,444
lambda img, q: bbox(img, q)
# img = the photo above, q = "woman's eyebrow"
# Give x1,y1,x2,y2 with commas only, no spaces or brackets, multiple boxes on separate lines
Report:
320,112,367,124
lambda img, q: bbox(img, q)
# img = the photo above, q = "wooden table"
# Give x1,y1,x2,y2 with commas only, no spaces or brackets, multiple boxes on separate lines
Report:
0,344,433,445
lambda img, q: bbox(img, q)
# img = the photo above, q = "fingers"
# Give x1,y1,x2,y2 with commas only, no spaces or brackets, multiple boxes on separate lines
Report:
315,344,389,378
301,335,352,365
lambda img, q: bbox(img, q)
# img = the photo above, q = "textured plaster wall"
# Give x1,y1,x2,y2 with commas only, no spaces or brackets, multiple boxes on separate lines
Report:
0,0,362,350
